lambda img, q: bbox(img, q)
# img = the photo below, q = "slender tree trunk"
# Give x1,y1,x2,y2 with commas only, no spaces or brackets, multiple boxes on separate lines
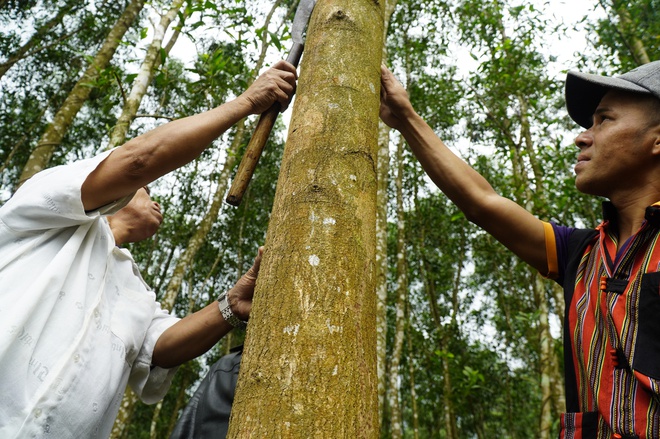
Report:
161,0,284,310
149,400,163,439
165,372,192,437
111,388,139,439
519,94,563,435
0,3,78,79
106,0,186,150
160,119,245,310
387,135,407,439
16,0,146,187
535,274,553,439
376,0,399,424
227,1,385,436
416,205,462,439
610,0,650,65
406,318,420,439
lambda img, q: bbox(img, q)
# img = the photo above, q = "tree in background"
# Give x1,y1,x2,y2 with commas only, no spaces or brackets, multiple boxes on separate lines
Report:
16,0,146,186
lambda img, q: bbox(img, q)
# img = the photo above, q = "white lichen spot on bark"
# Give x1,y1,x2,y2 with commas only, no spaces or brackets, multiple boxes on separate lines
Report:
283,324,300,336
323,218,336,225
326,319,343,334
309,254,320,266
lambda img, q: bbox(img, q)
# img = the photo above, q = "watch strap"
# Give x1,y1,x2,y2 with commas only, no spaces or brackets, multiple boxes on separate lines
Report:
217,292,247,329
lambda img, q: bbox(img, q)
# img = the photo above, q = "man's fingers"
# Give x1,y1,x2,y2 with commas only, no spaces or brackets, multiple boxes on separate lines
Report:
244,247,264,280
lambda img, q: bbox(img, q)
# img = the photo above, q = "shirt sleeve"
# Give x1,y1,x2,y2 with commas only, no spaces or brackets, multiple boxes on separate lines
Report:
549,221,577,286
129,303,180,404
0,150,133,232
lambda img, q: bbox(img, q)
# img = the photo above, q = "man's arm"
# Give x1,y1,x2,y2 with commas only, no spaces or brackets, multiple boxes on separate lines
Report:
81,61,298,211
151,248,262,369
380,66,549,274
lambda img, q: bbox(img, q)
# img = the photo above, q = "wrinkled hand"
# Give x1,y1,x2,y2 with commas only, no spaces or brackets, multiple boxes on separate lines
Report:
226,247,263,321
380,65,415,131
239,60,298,115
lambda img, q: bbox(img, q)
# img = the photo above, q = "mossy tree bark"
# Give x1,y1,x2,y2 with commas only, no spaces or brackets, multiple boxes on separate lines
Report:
227,0,385,437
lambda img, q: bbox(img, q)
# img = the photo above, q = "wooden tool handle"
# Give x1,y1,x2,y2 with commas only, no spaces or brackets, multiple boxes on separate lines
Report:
226,42,304,207
225,102,281,206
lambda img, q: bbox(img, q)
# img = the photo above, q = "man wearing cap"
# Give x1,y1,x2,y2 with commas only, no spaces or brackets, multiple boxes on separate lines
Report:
379,61,660,438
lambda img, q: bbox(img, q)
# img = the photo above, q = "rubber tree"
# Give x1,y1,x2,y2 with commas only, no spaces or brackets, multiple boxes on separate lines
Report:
227,0,385,436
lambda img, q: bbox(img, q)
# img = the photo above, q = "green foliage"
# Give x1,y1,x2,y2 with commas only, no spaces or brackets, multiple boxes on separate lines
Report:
0,0,137,192
1,0,646,437
585,0,660,70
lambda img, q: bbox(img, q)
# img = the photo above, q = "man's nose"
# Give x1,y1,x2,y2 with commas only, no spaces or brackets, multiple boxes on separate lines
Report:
574,129,593,149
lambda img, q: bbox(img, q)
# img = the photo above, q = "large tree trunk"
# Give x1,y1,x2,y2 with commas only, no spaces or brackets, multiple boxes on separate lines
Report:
227,0,385,437
16,0,145,187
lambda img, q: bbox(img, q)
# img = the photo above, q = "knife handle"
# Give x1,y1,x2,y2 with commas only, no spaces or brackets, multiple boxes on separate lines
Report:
225,43,305,206
225,102,281,206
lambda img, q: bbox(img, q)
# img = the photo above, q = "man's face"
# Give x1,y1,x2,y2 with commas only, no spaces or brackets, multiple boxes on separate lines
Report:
114,187,163,243
573,90,660,198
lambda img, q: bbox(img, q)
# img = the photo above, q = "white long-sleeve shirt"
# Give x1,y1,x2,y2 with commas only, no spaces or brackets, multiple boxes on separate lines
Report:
0,152,179,438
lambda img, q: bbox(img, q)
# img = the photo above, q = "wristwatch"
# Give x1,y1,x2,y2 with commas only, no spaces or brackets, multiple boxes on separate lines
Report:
217,292,247,329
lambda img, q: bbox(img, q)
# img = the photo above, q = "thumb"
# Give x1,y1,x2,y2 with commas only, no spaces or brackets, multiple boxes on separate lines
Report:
244,246,264,280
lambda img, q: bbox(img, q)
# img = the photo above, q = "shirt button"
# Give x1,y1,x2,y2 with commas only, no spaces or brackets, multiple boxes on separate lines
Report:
73,354,81,363
34,408,42,418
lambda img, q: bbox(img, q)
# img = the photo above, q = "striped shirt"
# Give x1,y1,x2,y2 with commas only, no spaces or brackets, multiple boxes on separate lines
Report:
546,202,660,439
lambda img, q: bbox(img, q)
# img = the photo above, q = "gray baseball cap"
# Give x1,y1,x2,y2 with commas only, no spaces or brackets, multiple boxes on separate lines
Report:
565,60,660,128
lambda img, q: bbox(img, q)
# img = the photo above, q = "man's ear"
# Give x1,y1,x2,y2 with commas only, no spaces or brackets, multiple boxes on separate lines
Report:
653,127,660,156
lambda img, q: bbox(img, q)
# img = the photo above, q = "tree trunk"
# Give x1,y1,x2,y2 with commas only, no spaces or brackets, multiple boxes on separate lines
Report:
16,0,145,187
376,0,399,423
106,0,186,150
406,318,420,439
535,274,553,439
161,0,284,309
110,387,139,439
387,135,407,439
227,0,384,436
0,2,78,80
611,0,650,65
160,118,245,311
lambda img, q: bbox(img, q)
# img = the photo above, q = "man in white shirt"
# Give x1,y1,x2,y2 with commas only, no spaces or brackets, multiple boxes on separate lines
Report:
0,60,297,438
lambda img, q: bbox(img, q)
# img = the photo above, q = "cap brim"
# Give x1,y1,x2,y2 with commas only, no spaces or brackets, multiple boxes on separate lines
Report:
565,71,651,129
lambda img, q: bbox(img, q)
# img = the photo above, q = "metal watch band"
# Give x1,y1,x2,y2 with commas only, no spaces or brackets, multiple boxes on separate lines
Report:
217,292,247,329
